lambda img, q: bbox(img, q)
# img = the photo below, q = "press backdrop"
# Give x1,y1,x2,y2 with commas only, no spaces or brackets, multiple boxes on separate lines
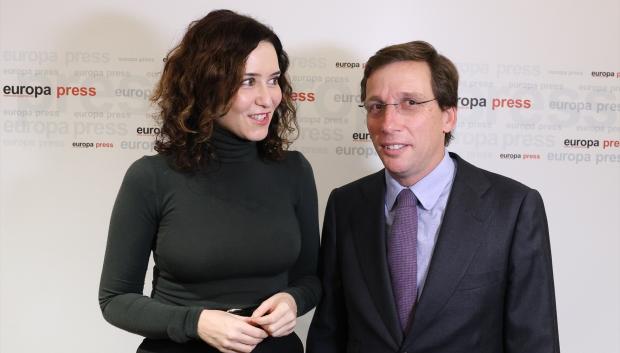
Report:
0,0,618,352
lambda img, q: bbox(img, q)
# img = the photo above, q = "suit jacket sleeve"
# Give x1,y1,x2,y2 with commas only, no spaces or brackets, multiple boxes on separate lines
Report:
307,189,348,353
504,189,560,352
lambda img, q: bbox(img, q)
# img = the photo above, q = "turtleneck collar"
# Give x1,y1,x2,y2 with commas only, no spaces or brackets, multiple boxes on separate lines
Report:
210,124,259,163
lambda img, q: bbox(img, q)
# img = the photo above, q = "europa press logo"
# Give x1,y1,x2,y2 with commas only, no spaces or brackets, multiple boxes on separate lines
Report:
457,96,532,110
2,83,97,98
591,71,619,78
335,61,363,69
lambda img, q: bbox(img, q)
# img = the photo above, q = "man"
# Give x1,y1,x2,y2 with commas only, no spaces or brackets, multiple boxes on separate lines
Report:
307,41,560,353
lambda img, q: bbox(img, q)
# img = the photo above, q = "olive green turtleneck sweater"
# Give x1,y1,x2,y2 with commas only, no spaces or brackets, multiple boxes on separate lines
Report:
99,126,321,343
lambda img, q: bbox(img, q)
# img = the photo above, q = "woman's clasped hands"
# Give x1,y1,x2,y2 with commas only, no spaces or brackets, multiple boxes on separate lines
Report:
197,293,297,353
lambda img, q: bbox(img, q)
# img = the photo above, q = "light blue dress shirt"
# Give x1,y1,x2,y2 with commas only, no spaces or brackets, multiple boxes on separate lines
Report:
384,150,456,298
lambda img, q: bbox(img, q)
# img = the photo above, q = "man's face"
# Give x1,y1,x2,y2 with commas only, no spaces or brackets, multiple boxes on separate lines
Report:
365,60,456,186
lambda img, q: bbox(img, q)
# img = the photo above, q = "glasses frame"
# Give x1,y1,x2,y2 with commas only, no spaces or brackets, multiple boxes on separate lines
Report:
359,98,437,116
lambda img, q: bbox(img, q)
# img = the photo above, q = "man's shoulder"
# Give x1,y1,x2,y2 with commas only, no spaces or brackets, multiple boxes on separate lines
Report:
325,170,385,215
333,169,384,194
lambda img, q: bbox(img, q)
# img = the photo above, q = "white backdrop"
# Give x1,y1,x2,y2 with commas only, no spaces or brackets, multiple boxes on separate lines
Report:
1,0,618,352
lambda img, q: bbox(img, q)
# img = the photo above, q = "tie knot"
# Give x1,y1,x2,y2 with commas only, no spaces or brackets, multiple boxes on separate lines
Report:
395,188,417,208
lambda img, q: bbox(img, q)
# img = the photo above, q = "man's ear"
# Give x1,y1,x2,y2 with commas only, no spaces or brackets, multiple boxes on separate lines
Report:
442,106,457,133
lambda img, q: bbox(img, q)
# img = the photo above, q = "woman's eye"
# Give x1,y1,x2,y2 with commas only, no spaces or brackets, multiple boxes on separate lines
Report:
241,78,255,86
268,77,280,85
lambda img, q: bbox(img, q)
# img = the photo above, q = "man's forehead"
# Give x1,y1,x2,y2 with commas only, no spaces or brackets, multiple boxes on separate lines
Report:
372,60,430,74
366,62,432,98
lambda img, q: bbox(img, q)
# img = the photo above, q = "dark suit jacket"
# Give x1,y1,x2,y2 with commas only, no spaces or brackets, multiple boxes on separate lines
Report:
307,153,560,353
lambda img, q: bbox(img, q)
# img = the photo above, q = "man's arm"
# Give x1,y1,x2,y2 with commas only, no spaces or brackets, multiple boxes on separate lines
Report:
307,189,348,353
504,189,560,352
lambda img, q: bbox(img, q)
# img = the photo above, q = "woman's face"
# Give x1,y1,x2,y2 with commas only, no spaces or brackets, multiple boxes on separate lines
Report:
217,41,283,141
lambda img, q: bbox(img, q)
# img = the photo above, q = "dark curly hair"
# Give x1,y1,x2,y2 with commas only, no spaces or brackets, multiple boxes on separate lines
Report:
361,41,458,146
152,9,297,171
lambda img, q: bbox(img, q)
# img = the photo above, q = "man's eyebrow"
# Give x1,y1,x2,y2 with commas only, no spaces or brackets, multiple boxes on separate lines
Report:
365,91,423,101
364,95,384,102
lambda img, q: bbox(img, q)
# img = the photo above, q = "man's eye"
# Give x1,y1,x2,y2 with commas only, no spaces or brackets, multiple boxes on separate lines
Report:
370,103,384,111
405,99,417,106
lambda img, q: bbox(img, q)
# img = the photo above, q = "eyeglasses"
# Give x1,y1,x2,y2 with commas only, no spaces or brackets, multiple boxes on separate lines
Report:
359,98,437,117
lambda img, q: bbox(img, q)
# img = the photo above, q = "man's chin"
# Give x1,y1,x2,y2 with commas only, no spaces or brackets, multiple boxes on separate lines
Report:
383,164,408,178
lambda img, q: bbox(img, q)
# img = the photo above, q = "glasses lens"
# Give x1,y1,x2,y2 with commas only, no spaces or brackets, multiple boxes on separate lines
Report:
366,103,383,115
399,99,417,112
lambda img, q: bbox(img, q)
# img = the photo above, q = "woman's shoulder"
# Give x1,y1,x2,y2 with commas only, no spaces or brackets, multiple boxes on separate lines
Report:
281,150,312,169
123,154,174,181
128,153,169,171
279,150,315,181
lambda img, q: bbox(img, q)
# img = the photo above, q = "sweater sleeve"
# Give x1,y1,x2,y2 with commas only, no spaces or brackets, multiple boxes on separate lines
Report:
282,152,322,316
98,157,203,342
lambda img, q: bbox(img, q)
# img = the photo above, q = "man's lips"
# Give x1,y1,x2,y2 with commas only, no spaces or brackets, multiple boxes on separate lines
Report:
383,144,407,150
380,143,410,151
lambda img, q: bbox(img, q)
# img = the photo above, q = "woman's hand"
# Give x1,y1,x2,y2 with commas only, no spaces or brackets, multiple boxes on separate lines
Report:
250,292,297,337
197,310,268,353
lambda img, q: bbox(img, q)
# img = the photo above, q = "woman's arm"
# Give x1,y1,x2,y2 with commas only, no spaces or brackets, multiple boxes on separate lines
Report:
98,157,203,343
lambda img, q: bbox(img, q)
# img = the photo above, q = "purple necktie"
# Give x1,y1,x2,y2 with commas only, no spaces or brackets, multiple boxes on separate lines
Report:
388,188,418,331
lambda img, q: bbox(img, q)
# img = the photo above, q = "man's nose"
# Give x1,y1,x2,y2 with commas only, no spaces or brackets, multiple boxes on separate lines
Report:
381,104,401,131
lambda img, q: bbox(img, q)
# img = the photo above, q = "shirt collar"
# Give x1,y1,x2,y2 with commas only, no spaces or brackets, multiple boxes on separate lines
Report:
385,150,456,211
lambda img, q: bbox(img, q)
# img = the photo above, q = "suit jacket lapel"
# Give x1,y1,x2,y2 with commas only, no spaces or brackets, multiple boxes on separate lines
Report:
404,154,492,345
351,170,404,346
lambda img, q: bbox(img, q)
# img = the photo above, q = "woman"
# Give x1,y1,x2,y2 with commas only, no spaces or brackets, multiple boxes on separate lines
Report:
99,10,321,353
